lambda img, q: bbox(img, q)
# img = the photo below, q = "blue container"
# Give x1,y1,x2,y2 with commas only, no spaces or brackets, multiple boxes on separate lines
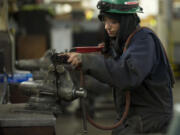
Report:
0,73,33,83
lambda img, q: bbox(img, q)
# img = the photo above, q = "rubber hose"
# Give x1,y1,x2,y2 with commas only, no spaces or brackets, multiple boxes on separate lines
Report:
80,70,131,130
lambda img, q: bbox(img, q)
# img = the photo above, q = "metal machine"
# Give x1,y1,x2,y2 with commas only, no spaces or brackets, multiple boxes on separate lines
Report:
16,50,86,112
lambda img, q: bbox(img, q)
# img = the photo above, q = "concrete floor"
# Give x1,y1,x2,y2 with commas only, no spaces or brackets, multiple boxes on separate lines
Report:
55,79,180,135
56,98,115,135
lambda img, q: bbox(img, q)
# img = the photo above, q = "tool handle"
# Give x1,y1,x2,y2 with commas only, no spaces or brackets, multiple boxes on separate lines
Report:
70,46,104,53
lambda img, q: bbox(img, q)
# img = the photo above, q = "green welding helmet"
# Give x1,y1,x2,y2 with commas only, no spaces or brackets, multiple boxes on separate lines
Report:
97,0,143,14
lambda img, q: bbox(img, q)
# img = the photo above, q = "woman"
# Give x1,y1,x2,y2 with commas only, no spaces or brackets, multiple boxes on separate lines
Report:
63,0,175,134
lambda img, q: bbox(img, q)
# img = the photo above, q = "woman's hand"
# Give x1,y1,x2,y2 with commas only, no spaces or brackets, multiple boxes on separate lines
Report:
98,42,105,48
59,52,82,68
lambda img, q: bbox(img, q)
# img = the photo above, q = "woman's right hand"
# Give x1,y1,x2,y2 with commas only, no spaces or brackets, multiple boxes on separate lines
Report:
98,42,105,48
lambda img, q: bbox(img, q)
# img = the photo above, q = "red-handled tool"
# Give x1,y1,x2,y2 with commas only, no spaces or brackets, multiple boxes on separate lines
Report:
70,46,104,53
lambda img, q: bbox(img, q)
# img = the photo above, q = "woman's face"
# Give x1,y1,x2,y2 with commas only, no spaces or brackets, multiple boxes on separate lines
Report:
103,16,120,38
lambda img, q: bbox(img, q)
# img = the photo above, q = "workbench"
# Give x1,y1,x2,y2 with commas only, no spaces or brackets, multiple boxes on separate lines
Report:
0,104,56,135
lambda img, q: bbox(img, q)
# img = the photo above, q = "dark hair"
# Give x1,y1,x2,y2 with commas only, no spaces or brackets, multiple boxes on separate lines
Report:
100,12,140,56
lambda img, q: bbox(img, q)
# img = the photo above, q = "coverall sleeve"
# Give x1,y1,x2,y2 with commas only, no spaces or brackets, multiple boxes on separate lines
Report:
81,33,156,90
83,75,112,94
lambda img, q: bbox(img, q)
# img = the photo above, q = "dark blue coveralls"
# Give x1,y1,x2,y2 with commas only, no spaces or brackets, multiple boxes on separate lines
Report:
81,27,174,134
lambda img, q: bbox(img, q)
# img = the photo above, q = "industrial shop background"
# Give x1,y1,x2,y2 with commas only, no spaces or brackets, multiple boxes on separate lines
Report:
0,0,180,135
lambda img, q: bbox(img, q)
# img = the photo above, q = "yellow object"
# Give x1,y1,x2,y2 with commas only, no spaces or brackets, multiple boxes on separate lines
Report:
140,15,157,28
150,19,157,27
85,10,93,20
